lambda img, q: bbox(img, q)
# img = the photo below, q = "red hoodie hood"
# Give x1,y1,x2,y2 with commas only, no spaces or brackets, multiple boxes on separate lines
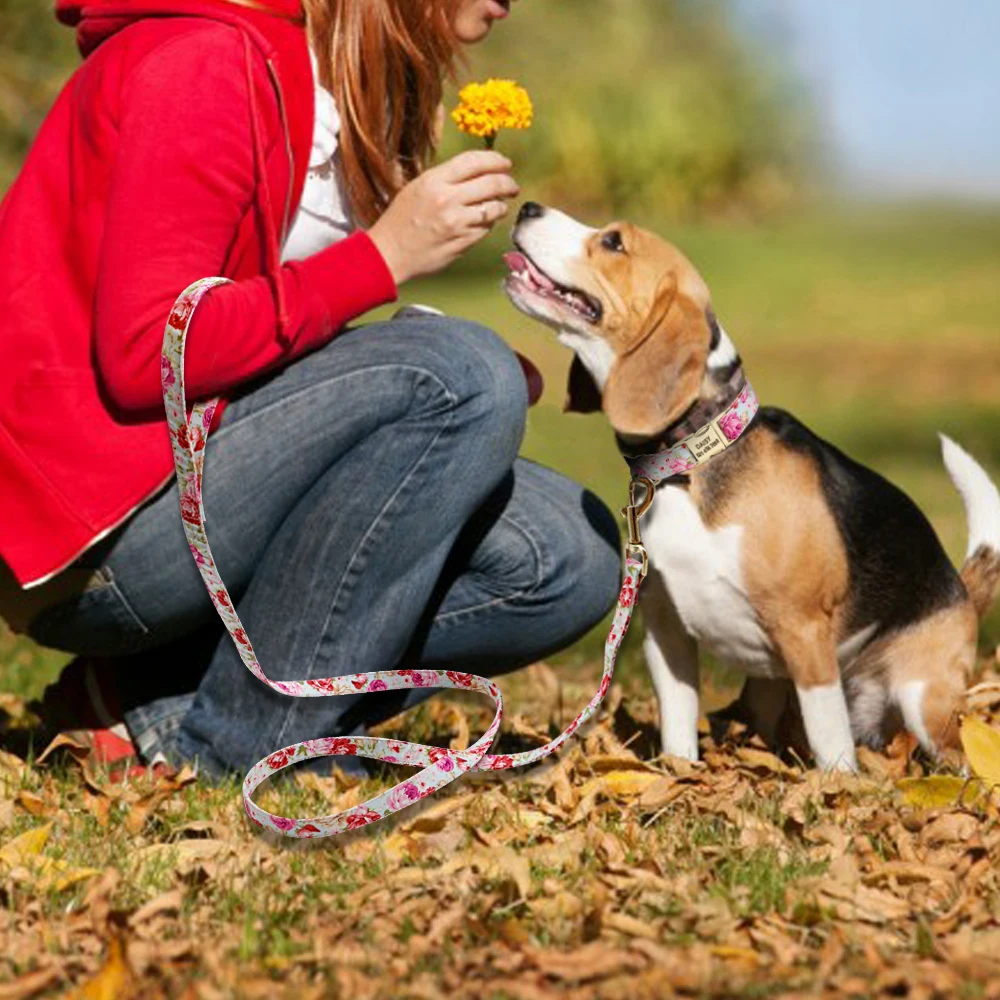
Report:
55,0,307,57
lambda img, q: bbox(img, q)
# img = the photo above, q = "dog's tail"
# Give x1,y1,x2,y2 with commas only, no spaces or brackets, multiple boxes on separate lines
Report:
941,434,1000,619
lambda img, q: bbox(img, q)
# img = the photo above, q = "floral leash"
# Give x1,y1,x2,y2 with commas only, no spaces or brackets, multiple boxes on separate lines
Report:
161,277,650,838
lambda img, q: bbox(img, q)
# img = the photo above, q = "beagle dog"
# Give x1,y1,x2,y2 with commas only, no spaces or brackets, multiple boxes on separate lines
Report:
503,202,1000,771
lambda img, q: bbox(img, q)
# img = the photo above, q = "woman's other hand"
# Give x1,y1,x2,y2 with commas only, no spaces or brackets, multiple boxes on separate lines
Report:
368,150,519,286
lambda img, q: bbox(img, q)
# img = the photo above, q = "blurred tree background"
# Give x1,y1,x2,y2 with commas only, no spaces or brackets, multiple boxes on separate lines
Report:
0,0,813,214
443,0,815,219
0,0,77,194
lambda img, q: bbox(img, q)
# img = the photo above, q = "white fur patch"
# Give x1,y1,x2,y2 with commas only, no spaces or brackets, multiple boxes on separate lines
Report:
896,679,934,753
796,682,858,772
639,576,701,761
558,329,616,390
516,209,597,291
708,325,739,370
940,434,1000,558
642,486,777,675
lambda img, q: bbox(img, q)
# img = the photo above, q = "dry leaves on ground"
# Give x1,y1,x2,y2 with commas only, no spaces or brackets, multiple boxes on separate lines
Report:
1,655,1000,998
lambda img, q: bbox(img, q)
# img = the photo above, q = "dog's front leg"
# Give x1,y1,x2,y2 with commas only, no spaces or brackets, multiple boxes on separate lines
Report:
641,572,700,761
795,679,857,772
767,616,858,771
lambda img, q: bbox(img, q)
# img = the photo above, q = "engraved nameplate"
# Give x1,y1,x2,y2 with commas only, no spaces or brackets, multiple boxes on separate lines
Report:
687,422,728,463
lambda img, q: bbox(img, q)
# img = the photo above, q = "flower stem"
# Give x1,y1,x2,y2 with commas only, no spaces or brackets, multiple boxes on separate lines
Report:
484,133,497,150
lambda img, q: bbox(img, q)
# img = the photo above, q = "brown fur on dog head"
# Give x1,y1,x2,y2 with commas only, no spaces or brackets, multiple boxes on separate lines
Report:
557,222,715,438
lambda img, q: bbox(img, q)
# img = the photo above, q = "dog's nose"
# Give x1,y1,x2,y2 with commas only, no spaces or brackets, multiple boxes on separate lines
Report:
518,201,545,223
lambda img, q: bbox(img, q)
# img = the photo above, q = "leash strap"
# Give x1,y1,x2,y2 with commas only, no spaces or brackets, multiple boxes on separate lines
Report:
161,277,648,838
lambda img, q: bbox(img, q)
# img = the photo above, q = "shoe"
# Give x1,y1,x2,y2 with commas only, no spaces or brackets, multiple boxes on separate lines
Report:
39,722,179,783
26,655,125,732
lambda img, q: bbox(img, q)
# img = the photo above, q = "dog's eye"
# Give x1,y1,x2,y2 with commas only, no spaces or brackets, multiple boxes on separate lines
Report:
601,230,626,254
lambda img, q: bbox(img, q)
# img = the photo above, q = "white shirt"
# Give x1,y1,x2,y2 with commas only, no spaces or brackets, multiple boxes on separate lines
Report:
277,50,444,321
279,45,355,263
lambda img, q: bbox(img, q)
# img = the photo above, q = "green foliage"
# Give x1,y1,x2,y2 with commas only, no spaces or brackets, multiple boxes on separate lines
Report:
445,0,814,217
0,0,77,194
0,0,812,215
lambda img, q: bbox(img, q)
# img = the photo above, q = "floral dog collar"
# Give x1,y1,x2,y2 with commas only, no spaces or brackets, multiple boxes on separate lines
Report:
626,380,759,485
162,277,649,838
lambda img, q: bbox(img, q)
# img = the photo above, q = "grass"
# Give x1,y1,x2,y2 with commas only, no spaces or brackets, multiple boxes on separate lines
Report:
2,203,1000,998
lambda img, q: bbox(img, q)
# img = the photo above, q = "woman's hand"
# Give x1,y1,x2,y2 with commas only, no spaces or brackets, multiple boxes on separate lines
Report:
368,150,519,286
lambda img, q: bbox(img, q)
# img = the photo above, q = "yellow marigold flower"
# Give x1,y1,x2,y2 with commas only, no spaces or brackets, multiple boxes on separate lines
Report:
452,79,533,148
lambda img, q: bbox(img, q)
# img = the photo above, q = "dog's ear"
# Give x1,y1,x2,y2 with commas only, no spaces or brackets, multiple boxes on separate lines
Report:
601,274,709,438
564,356,603,414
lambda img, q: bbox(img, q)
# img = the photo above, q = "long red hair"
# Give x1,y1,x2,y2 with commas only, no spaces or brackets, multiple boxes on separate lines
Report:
300,0,462,226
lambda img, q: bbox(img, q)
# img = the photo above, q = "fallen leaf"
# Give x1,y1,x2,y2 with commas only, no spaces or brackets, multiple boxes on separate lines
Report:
399,794,472,834
799,878,912,924
34,732,92,767
497,918,530,947
863,861,959,892
1,820,104,891
135,838,236,878
918,812,980,848
512,807,553,830
82,789,112,828
0,749,27,784
44,861,105,893
965,681,1000,713
528,942,646,983
578,770,662,800
0,821,52,865
637,775,685,811
896,775,974,808
0,966,62,1000
885,729,919,768
125,937,195,977
857,745,910,781
525,830,587,873
471,845,531,899
733,746,796,776
531,891,585,924
0,694,41,729
587,755,655,773
128,888,184,928
709,944,761,965
124,768,196,835
69,933,133,1000
960,715,1000,788
446,704,470,753
604,911,659,940
16,790,53,818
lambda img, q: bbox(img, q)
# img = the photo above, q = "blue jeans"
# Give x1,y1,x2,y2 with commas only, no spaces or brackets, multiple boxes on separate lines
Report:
28,314,621,781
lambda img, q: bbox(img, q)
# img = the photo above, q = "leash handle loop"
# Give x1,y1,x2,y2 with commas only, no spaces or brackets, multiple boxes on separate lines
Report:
162,277,645,837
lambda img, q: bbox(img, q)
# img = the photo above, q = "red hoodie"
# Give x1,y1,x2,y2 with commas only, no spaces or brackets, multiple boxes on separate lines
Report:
0,0,399,587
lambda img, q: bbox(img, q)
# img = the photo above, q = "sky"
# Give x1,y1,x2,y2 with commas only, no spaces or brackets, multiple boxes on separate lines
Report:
735,0,1000,200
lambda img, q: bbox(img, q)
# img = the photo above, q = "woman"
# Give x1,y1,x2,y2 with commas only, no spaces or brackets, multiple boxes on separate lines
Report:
0,0,621,781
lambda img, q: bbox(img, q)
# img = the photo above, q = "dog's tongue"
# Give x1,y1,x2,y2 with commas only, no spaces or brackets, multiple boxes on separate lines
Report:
503,251,556,290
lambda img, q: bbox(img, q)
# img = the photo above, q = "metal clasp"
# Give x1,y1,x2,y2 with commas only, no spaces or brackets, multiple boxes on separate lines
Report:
620,476,654,578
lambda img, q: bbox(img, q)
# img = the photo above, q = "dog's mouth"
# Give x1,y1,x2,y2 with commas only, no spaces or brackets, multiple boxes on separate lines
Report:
503,250,603,325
